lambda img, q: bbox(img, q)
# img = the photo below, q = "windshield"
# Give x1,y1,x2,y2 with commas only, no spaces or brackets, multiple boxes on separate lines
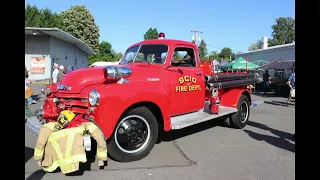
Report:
120,44,168,64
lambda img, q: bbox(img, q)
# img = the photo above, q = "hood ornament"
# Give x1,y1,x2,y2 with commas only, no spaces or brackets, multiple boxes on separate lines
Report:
57,84,72,90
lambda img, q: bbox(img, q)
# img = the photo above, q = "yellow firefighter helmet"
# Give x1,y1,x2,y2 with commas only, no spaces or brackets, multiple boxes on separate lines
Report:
56,110,76,129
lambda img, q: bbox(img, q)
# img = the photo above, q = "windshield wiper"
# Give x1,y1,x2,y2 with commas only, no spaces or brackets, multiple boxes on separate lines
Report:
125,60,150,64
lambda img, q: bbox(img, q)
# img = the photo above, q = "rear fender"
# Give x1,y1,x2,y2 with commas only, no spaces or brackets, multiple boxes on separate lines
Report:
220,88,251,108
93,82,170,139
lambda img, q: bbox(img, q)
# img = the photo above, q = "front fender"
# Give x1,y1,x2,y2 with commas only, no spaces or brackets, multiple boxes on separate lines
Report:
92,82,170,139
220,88,251,108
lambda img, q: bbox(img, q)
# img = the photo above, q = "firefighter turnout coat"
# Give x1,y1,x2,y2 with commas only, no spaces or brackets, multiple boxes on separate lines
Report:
34,121,108,174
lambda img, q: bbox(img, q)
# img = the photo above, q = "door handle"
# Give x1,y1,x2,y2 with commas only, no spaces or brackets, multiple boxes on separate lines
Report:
195,72,202,75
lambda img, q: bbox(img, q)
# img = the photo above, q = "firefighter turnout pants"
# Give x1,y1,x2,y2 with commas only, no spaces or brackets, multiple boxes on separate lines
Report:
34,122,107,174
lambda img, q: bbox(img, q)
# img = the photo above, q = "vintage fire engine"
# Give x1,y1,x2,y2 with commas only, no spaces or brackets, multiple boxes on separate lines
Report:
27,33,262,162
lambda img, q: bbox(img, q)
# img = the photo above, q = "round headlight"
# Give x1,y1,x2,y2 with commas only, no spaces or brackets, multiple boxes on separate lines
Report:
45,88,52,95
52,98,59,103
89,89,100,106
41,88,45,94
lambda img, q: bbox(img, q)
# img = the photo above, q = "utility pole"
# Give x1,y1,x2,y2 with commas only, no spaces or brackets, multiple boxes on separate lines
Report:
191,30,203,45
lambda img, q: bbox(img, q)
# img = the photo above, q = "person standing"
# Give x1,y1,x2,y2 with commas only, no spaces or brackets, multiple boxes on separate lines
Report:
286,70,295,107
25,67,35,122
56,65,66,82
66,66,73,73
263,70,271,94
51,63,59,83
25,68,37,105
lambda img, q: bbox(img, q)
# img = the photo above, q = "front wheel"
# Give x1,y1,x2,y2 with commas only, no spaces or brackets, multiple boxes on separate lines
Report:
229,95,250,129
108,106,158,162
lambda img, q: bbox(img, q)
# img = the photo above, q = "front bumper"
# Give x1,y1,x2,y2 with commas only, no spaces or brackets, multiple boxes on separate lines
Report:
26,116,45,137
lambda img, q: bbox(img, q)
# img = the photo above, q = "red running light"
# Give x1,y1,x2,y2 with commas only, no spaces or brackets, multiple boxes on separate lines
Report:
158,32,165,39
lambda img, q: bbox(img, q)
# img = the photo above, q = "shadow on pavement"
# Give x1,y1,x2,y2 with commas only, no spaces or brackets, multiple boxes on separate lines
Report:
66,138,100,176
160,117,223,142
25,147,34,164
26,170,46,180
252,92,277,98
264,101,295,107
244,121,295,153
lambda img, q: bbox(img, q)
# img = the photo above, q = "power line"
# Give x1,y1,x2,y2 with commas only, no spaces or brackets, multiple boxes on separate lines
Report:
206,43,243,53
190,30,244,53
191,30,203,44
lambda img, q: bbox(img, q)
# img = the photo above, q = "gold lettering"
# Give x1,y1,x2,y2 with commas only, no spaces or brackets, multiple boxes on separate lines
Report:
176,85,201,92
176,76,200,92
182,86,187,92
191,77,197,84
178,77,184,84
175,86,179,92
175,86,188,92
184,76,189,82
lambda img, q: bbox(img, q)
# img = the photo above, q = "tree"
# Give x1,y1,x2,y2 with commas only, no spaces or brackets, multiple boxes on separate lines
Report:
248,39,262,51
219,47,233,61
115,53,123,61
144,28,158,40
25,4,64,29
198,39,208,60
268,17,295,47
25,4,41,27
98,41,112,55
61,5,100,53
208,51,220,61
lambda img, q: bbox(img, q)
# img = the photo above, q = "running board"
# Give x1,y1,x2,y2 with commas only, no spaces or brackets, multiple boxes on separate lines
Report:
170,105,238,130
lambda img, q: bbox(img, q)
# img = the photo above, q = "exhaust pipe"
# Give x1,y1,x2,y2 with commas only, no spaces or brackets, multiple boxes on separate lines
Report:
207,77,262,89
205,73,258,83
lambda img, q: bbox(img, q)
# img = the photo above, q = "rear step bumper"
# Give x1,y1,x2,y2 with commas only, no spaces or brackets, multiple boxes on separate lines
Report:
171,100,264,130
171,106,238,130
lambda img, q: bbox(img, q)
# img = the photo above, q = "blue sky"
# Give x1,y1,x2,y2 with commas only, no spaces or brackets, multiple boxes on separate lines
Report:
25,0,295,54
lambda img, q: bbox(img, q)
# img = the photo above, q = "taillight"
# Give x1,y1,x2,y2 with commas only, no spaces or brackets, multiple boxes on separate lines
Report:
103,66,133,80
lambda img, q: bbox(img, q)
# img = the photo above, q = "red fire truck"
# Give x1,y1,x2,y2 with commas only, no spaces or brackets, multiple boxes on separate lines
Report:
27,33,261,162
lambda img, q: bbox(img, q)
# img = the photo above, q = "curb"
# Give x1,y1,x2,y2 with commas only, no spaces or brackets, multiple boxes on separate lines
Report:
251,100,264,107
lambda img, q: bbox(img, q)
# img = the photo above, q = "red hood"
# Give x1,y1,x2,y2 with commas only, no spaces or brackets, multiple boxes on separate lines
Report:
59,67,105,93
59,63,164,93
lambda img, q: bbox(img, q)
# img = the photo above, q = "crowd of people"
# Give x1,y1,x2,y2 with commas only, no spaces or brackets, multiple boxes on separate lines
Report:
25,63,74,122
51,63,74,83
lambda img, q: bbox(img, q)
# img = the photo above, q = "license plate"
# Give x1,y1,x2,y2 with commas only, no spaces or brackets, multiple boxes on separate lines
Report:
60,164,77,174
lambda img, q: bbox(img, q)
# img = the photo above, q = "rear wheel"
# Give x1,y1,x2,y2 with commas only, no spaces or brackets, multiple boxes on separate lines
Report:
108,106,158,162
230,95,250,129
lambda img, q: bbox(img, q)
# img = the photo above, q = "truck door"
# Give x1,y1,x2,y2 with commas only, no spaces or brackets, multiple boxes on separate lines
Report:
167,46,205,116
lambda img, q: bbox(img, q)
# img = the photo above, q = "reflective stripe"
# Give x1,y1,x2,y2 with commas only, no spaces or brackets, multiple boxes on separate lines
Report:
43,154,87,172
65,134,75,158
43,122,56,130
34,148,44,157
87,123,97,133
48,127,84,141
96,149,107,158
51,140,64,160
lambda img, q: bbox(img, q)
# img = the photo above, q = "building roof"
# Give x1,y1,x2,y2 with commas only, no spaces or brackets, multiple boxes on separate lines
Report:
25,27,96,56
236,42,295,55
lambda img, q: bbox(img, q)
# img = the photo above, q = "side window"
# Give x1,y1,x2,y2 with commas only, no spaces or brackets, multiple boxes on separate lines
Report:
135,53,144,61
171,47,196,67
121,46,139,63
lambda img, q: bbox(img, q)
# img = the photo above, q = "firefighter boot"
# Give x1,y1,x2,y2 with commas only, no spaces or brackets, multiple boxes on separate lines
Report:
98,160,105,169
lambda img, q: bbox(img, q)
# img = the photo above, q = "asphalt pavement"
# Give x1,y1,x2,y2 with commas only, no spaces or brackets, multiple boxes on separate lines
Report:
25,84,295,180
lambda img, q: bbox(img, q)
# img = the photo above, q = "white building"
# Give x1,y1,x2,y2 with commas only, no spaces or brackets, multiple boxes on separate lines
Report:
235,36,295,65
25,27,96,80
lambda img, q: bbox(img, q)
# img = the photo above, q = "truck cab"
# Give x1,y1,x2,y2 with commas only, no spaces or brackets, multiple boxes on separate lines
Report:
28,33,260,163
